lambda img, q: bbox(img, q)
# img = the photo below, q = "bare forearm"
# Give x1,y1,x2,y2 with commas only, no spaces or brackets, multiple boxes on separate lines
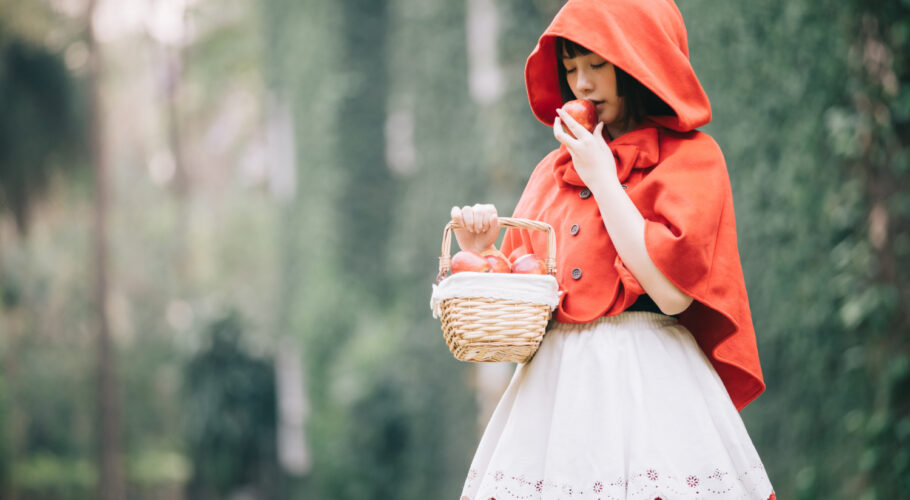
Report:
588,176,693,315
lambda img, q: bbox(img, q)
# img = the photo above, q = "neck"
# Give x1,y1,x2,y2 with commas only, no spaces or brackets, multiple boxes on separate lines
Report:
606,121,636,141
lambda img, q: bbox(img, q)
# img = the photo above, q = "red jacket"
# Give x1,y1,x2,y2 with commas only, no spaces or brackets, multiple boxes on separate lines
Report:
502,0,765,410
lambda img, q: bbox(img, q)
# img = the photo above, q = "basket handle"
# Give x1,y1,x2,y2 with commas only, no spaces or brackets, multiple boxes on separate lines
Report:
438,217,556,282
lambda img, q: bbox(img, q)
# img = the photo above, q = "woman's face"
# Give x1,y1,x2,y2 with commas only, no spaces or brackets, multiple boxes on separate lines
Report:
560,49,625,127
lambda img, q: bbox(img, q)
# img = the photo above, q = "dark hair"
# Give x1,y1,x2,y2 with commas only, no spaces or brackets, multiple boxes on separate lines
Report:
555,37,674,131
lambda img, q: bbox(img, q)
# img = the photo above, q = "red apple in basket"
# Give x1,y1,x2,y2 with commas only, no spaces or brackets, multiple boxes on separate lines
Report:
481,248,511,273
451,250,492,274
511,253,547,274
560,99,597,138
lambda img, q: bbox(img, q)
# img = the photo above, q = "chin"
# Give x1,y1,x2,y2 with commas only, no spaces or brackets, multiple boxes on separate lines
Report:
598,109,619,124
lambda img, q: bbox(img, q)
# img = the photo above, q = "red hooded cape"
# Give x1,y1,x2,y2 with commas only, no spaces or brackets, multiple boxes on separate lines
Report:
501,0,765,410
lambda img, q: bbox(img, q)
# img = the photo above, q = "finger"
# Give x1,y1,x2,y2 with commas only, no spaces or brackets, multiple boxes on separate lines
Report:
485,204,498,231
554,118,578,148
461,205,475,231
472,205,485,233
553,117,571,144
450,206,462,224
474,204,492,232
593,121,605,139
480,209,492,233
556,108,587,139
553,116,580,150
556,107,588,139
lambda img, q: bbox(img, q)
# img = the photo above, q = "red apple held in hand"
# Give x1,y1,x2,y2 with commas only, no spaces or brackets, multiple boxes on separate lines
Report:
451,250,492,274
481,248,511,273
560,99,597,138
511,254,547,275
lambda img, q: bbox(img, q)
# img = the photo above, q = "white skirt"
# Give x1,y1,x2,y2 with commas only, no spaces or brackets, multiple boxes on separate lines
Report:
460,311,774,500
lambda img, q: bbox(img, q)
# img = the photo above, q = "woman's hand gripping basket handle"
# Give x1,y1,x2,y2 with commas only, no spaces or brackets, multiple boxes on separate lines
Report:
437,217,557,283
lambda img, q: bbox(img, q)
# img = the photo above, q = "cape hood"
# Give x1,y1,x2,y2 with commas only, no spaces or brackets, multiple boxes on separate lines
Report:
525,0,711,132
504,0,765,410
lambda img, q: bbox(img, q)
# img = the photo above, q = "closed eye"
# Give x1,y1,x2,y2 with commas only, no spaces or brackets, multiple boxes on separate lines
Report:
592,62,606,69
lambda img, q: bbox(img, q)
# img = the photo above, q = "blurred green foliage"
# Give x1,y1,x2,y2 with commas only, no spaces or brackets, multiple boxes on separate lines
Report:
0,0,907,498
0,24,83,233
682,0,910,497
183,312,278,499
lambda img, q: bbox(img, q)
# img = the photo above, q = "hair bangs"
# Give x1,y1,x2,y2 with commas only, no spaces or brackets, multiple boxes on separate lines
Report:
556,37,592,59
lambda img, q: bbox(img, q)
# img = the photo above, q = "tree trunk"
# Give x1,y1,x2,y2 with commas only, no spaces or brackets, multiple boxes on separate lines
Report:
161,4,191,288
87,0,125,498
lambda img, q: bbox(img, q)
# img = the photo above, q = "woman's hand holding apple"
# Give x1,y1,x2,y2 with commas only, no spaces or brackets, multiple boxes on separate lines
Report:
450,204,500,254
554,107,616,189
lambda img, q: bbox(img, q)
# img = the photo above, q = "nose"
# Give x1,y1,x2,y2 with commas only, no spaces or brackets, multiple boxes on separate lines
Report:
574,68,594,95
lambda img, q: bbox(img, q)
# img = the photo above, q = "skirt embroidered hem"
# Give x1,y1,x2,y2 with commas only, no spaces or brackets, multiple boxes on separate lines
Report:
460,312,774,500
462,494,776,500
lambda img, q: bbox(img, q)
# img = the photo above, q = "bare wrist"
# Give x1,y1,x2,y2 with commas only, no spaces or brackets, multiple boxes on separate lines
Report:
588,174,623,198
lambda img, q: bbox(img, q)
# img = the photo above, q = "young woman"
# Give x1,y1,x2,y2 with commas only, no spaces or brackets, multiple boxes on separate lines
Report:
451,0,775,498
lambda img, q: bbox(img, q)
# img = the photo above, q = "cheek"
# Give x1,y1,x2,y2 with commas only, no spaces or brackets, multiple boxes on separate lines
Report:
600,101,623,122
614,100,627,119
614,98,626,114
605,75,619,99
567,75,580,94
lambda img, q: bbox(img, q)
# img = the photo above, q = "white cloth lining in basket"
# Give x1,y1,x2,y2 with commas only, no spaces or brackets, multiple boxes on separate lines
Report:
431,272,561,319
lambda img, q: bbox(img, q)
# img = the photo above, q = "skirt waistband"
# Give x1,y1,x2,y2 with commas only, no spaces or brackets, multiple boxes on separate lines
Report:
550,311,679,332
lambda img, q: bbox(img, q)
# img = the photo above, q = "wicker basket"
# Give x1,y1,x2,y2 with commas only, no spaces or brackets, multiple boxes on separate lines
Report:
434,217,558,363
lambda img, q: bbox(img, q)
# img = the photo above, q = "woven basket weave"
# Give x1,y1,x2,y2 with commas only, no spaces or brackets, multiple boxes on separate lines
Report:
436,217,557,363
